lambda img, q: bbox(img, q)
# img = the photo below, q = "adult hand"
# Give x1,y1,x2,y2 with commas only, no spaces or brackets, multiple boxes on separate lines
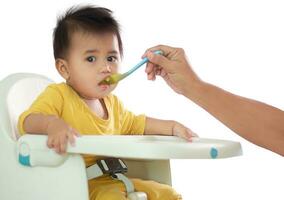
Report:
143,45,201,96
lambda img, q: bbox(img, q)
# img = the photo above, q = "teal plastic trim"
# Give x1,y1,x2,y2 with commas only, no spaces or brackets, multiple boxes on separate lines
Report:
210,148,218,159
19,154,31,166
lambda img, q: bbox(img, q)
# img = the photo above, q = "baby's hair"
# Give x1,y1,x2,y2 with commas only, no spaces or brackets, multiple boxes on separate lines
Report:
53,5,123,59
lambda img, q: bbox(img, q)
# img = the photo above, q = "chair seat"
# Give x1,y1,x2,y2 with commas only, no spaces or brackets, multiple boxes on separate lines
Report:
0,73,242,200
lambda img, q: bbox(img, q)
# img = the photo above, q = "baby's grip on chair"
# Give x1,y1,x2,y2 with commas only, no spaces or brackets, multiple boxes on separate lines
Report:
17,135,67,167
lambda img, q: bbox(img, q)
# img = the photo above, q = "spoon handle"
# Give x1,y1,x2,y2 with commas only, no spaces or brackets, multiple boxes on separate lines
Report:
124,57,149,76
124,50,163,77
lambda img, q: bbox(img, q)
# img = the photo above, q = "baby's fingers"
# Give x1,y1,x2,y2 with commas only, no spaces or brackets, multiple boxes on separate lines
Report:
185,128,198,142
52,140,61,154
59,135,67,154
47,136,62,153
189,130,198,137
47,137,54,148
67,128,81,148
66,128,75,147
181,129,193,142
72,128,81,137
175,126,197,142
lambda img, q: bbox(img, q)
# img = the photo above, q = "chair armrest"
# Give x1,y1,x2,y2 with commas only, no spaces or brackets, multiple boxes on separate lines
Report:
17,134,242,167
17,134,67,167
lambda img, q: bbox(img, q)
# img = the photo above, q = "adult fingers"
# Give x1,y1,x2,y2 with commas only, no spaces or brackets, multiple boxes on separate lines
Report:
145,51,172,72
142,44,177,58
145,62,156,80
145,62,154,73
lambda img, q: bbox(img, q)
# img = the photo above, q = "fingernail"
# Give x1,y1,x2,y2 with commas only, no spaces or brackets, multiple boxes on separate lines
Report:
147,52,154,59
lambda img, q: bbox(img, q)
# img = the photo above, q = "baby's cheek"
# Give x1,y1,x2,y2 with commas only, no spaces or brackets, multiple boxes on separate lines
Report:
113,67,119,73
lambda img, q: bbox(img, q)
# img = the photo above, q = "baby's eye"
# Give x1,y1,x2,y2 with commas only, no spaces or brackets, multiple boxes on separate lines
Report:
86,56,96,62
107,56,118,62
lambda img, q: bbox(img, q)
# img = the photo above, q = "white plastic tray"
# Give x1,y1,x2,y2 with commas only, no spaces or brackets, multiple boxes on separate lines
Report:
68,135,242,159
18,135,242,166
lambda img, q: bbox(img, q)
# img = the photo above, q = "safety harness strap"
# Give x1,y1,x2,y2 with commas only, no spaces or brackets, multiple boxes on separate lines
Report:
86,158,134,193
112,173,135,193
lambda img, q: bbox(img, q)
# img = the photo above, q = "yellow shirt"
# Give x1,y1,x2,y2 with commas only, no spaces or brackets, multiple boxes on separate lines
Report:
18,83,146,166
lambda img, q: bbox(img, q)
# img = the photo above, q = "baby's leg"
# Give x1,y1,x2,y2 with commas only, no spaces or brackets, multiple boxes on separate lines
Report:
131,178,182,200
89,177,128,200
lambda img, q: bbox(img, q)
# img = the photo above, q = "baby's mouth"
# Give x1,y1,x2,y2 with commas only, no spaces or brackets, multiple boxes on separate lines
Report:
98,78,110,90
99,84,109,91
98,76,111,86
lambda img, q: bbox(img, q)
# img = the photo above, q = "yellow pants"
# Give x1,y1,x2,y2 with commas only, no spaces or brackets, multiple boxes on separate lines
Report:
88,175,182,200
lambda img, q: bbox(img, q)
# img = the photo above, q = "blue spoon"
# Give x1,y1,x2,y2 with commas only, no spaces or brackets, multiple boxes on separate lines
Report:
100,50,163,85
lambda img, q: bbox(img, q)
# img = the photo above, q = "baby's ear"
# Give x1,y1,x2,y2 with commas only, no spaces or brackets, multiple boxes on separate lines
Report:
55,59,69,80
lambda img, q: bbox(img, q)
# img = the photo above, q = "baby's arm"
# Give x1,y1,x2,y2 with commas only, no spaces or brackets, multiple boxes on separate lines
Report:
144,117,197,141
23,113,79,154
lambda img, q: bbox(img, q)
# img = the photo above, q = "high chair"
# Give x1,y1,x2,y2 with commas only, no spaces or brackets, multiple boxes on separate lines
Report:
0,73,242,200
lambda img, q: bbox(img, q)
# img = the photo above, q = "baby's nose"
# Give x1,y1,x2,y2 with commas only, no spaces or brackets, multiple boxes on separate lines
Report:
101,63,111,73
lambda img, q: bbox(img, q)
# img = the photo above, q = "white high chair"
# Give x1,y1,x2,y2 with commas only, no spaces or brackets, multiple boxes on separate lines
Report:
0,73,242,200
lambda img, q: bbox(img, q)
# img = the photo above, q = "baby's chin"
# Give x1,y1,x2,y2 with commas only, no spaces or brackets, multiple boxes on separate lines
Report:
81,85,116,99
99,82,116,92
79,92,108,100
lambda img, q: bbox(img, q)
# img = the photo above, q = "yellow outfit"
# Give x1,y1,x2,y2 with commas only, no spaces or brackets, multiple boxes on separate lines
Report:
18,83,182,200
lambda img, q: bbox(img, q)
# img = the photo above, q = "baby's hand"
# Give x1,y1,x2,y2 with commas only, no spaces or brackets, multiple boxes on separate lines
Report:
46,117,80,154
172,121,198,142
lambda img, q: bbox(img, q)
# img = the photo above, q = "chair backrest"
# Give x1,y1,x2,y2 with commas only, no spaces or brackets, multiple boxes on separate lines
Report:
3,73,53,140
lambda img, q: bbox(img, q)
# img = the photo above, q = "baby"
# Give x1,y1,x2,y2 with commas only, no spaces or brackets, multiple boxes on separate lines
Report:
18,5,195,200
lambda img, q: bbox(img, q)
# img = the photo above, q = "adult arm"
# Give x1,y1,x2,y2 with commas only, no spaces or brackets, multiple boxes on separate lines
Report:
143,45,284,155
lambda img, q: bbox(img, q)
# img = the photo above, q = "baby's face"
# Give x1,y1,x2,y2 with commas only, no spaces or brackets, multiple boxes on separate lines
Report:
65,31,120,99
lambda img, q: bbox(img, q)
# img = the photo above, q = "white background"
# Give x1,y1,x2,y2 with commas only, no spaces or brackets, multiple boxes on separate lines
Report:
1,0,283,199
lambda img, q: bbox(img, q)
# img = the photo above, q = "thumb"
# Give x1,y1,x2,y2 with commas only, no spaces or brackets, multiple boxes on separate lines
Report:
147,51,173,71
